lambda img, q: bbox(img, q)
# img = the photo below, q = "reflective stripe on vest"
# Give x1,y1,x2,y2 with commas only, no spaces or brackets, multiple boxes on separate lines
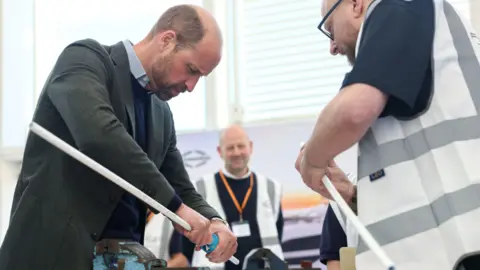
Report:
192,172,283,268
355,1,480,269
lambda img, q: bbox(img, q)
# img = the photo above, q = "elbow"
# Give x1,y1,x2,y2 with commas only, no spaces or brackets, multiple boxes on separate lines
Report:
74,120,123,161
343,104,379,128
74,120,113,149
340,88,387,129
77,139,111,164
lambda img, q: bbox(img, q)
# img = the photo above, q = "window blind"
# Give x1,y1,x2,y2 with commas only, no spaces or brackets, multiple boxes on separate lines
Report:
237,0,351,123
236,0,474,124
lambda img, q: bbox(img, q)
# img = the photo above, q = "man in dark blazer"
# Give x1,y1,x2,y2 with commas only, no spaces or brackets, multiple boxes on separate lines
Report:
0,4,237,270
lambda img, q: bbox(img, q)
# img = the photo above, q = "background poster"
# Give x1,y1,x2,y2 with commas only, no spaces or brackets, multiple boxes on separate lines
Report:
176,120,358,268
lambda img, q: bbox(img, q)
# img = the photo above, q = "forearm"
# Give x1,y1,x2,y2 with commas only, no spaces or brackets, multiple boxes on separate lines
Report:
304,92,368,168
48,78,177,212
161,150,220,219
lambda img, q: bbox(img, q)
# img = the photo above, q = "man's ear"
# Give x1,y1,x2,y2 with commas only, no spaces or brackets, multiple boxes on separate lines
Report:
352,0,364,19
156,30,177,52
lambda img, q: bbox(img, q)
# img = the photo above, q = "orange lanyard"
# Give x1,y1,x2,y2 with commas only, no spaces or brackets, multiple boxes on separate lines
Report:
219,171,254,221
146,209,154,224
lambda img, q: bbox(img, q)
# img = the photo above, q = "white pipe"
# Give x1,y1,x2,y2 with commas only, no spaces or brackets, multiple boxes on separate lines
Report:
322,177,395,270
299,141,395,269
29,122,240,265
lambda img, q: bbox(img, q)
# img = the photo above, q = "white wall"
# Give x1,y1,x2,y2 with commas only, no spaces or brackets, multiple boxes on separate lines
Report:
0,0,35,149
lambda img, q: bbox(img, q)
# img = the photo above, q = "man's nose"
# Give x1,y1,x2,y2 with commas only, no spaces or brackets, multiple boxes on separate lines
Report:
185,76,200,92
330,40,339,56
231,147,241,156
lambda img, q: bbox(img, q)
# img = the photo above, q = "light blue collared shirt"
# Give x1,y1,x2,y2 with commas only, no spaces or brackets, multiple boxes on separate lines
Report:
122,40,150,88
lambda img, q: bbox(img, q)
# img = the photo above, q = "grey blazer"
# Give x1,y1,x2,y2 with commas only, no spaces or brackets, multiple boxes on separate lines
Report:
0,39,219,270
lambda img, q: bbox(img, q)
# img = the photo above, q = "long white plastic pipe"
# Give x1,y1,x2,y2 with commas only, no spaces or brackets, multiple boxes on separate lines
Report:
29,122,240,265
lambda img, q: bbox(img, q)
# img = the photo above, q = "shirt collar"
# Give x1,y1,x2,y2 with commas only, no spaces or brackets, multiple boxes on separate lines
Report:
122,40,150,88
221,167,252,179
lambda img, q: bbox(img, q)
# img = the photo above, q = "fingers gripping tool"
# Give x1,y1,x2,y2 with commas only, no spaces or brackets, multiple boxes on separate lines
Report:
201,233,240,265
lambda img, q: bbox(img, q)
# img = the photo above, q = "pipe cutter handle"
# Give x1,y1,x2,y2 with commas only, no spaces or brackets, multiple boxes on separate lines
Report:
201,233,219,253
201,233,240,265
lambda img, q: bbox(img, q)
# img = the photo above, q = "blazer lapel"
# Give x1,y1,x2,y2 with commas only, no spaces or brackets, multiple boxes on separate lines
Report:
109,41,136,138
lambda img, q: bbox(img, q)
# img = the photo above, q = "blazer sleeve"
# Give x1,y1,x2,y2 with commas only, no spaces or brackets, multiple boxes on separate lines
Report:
159,112,221,220
45,41,177,213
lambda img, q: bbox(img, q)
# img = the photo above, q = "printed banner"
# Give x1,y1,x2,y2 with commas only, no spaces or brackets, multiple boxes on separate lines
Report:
176,120,358,268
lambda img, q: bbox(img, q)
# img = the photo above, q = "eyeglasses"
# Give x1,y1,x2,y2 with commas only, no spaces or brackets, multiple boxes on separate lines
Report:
317,0,343,40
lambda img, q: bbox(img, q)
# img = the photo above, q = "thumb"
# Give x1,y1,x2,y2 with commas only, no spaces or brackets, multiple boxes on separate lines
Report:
325,168,333,180
325,167,342,182
328,159,337,167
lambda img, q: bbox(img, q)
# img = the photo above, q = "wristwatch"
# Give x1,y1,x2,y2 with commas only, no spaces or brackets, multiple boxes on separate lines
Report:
211,217,230,229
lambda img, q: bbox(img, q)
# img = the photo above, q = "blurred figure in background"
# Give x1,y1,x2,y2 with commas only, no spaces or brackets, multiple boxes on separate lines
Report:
144,210,189,267
178,124,285,270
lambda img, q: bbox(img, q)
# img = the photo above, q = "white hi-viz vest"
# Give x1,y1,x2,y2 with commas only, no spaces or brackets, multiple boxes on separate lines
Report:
191,172,284,270
144,213,174,261
355,1,480,269
329,173,359,248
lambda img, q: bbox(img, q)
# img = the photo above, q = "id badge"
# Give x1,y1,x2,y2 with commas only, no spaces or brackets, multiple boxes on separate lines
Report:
231,221,251,238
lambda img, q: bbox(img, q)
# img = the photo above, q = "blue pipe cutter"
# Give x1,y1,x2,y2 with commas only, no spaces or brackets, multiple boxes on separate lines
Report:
201,233,220,253
202,234,240,265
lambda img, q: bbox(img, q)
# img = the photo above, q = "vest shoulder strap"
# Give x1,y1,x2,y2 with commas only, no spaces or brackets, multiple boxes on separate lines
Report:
194,173,216,198
256,173,282,218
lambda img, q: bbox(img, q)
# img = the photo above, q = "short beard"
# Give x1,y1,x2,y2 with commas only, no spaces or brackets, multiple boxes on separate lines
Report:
226,164,248,177
345,46,356,66
151,53,174,100
345,24,361,66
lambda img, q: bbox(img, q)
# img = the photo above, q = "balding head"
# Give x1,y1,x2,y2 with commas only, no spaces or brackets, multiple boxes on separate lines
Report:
319,0,369,66
217,124,253,177
150,4,222,50
134,4,223,102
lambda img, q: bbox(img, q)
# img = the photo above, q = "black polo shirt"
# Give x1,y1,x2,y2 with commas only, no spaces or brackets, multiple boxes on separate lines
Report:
343,0,434,118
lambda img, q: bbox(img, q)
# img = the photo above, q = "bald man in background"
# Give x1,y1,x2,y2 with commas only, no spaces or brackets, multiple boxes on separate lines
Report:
177,125,285,270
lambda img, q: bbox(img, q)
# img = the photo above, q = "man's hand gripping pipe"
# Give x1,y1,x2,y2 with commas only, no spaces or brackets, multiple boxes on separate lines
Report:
299,142,395,270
